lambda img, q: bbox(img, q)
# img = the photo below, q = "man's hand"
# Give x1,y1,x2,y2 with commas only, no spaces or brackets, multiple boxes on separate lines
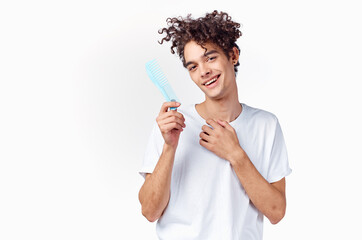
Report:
156,101,186,149
199,119,243,161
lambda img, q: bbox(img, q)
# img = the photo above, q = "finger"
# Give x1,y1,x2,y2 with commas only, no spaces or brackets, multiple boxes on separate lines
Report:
216,119,227,128
217,119,233,130
159,110,185,122
159,101,181,114
159,114,186,128
158,115,185,130
199,131,211,142
199,138,212,150
161,121,184,132
157,108,185,128
206,119,221,130
201,124,213,135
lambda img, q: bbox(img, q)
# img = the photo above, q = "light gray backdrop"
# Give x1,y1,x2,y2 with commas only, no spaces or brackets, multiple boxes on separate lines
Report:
1,0,361,239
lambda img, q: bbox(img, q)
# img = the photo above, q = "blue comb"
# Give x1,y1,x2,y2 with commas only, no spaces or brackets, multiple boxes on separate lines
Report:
145,59,180,110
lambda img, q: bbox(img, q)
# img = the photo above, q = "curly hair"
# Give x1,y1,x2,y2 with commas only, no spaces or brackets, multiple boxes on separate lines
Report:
158,10,242,73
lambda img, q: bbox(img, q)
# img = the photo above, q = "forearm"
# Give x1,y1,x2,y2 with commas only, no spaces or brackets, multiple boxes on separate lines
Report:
229,148,286,224
138,143,176,222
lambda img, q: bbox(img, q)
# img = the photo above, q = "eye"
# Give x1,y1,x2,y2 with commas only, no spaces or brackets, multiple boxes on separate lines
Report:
207,56,217,62
188,65,197,71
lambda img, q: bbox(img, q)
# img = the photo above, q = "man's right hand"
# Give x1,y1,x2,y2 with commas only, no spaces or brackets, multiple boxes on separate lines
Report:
156,101,186,149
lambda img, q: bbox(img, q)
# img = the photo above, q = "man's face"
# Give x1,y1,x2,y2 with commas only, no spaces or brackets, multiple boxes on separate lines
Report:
183,41,238,100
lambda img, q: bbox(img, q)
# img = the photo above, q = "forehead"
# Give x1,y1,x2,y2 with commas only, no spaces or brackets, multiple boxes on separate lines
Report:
184,41,221,62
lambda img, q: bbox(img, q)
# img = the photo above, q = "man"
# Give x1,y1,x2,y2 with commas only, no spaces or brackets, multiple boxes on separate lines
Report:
138,10,292,240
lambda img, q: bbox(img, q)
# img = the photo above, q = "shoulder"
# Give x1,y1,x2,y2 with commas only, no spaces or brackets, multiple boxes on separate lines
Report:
243,103,279,126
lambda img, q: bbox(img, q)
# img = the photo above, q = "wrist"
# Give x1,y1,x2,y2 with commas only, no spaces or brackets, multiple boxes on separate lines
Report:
228,146,248,167
163,143,177,153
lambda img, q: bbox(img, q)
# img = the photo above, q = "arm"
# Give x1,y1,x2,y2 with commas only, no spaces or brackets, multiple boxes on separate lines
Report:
199,119,287,224
138,143,176,222
229,148,286,224
138,101,185,222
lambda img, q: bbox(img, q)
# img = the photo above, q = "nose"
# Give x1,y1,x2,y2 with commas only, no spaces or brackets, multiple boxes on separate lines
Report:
199,63,211,78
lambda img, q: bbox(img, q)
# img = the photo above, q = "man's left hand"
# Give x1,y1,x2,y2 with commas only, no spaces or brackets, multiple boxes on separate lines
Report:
199,119,243,161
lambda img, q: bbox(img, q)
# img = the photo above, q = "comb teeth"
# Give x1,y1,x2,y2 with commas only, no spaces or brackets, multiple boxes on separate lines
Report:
146,59,168,87
145,59,180,105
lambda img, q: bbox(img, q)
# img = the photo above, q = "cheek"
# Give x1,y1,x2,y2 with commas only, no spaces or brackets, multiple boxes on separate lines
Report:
224,64,235,78
214,62,230,74
189,72,198,84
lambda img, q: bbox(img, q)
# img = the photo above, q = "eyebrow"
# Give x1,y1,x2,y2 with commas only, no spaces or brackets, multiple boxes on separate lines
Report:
185,50,220,68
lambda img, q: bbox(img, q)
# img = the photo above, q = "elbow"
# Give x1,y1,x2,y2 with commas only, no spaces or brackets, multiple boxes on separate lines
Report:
139,189,159,222
141,198,162,223
268,206,286,225
142,207,160,222
269,216,284,225
140,196,162,222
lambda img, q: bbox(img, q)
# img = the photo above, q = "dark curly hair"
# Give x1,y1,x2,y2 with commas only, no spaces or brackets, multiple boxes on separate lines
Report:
158,10,242,73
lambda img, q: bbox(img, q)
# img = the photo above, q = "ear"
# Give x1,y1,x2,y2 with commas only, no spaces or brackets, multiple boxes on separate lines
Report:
229,46,240,64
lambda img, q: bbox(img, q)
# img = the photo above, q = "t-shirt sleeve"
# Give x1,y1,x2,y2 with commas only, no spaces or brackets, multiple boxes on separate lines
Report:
139,121,164,179
266,118,292,183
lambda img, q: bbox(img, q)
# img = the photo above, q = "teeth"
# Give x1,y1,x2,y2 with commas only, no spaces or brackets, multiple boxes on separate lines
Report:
204,77,218,86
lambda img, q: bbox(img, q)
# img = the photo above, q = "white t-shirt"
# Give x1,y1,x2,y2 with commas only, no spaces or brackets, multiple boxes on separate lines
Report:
139,103,292,240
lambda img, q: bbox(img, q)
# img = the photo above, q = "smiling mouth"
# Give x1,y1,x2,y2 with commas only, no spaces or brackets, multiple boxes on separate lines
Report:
203,75,220,86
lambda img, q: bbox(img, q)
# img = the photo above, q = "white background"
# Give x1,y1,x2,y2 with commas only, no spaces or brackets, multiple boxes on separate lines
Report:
1,0,361,239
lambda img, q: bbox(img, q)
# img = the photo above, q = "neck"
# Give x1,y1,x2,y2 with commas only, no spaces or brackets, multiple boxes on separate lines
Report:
197,89,242,123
